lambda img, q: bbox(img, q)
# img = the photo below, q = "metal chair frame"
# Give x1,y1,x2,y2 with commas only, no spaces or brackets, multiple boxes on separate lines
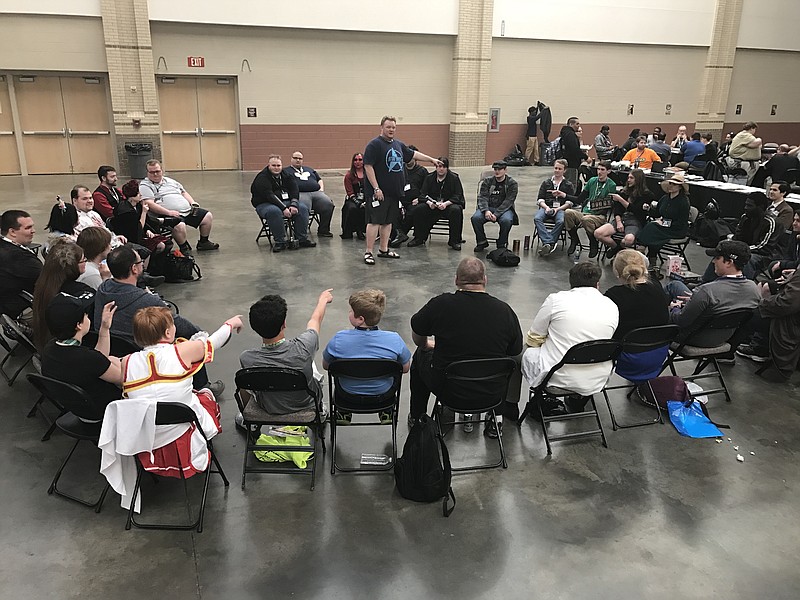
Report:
256,210,319,248
1,313,39,386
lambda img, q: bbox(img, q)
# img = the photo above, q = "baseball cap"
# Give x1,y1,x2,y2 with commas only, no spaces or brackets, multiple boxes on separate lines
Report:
492,160,508,169
45,291,95,339
705,239,751,268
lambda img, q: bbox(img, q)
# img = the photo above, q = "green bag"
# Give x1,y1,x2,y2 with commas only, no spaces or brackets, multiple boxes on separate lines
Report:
253,427,313,468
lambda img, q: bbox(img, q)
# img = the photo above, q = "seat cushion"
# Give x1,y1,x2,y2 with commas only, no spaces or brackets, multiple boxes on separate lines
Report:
243,401,316,424
672,342,731,357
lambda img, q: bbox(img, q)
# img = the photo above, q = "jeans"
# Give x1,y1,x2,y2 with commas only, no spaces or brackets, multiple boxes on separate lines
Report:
534,208,565,245
256,203,310,243
298,191,334,233
471,208,514,248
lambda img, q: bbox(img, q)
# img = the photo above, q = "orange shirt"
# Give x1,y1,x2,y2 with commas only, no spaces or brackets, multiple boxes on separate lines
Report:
622,148,661,169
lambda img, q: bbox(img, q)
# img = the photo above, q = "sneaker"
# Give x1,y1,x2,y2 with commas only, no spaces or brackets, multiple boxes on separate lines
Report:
196,239,220,251
378,410,393,425
234,411,246,432
448,242,462,251
138,273,165,288
588,242,599,259
407,237,425,247
541,243,553,257
179,242,193,256
335,410,352,425
483,416,502,439
298,239,317,248
389,232,409,248
566,237,579,256
463,413,474,433
474,240,489,252
272,242,286,253
206,379,225,397
605,245,619,260
318,230,334,238
565,394,589,413
735,344,769,363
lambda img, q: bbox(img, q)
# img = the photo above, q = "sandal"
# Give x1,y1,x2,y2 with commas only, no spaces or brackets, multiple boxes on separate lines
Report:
377,249,400,259
364,251,375,265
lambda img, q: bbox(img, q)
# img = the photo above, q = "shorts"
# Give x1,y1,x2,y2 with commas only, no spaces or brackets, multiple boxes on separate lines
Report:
182,207,209,229
621,215,643,237
365,195,400,226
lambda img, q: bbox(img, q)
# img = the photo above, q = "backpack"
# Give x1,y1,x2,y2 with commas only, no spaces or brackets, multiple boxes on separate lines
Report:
162,249,202,282
554,137,564,160
394,415,456,517
503,143,529,167
486,247,520,267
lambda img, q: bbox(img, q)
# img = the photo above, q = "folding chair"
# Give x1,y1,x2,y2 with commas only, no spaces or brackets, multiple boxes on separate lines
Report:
26,374,111,512
602,324,680,430
126,402,229,532
327,359,403,474
657,206,699,271
661,308,754,403
1,313,39,386
532,218,568,252
519,340,622,455
433,357,516,471
80,331,141,357
255,210,319,248
234,367,326,490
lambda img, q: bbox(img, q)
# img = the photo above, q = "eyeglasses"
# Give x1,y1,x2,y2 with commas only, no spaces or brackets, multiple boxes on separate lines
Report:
133,260,144,266
353,158,363,162
147,169,162,174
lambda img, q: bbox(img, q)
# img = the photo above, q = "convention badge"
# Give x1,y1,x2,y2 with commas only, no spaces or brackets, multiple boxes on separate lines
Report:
281,192,289,200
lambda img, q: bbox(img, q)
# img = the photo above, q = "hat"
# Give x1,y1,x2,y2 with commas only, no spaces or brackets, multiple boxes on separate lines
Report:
661,172,689,193
45,291,95,340
704,239,751,268
492,160,508,169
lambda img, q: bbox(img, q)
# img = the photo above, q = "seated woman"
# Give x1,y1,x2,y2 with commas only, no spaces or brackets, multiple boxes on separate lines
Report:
411,157,465,250
32,238,97,351
121,306,243,477
45,198,79,247
622,136,662,170
76,226,113,290
636,173,691,259
341,153,366,240
594,169,654,259
41,294,122,419
604,249,669,340
113,180,169,257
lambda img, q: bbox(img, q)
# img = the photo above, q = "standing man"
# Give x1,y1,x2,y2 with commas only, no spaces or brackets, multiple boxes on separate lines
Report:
0,210,42,322
472,160,518,252
362,116,441,265
93,165,124,220
726,122,763,184
250,154,315,253
409,257,522,436
283,151,335,238
525,105,542,166
139,159,219,253
559,117,588,188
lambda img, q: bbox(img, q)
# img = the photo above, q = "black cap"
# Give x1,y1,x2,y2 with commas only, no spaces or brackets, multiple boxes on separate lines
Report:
492,160,508,169
45,291,95,339
705,240,751,268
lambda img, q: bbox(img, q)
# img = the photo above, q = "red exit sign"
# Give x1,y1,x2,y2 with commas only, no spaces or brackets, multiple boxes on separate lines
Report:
187,56,205,68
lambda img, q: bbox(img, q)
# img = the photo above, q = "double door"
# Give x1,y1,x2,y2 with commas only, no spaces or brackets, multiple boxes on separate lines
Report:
0,76,21,175
158,77,239,171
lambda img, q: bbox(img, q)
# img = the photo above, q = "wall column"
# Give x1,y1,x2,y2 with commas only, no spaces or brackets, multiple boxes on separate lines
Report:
100,0,161,177
694,0,743,140
448,0,493,167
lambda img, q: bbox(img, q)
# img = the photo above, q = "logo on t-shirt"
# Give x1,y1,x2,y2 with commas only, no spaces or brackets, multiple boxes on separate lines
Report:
385,148,403,173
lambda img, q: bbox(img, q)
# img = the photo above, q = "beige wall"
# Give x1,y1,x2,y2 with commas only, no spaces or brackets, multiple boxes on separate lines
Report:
739,0,800,51
727,49,800,124
150,23,453,125
0,14,107,72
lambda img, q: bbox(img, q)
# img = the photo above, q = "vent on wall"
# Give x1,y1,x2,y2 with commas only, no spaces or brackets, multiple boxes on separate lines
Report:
160,77,176,84
84,77,101,85
18,76,36,83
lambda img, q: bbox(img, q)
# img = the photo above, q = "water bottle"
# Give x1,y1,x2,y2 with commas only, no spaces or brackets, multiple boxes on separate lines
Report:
573,247,582,264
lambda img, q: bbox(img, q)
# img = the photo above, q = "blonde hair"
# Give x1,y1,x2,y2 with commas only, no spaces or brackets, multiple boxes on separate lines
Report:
349,289,386,327
132,306,174,347
613,249,649,288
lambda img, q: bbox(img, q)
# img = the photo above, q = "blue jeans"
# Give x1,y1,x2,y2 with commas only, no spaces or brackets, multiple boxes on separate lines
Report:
471,208,514,248
534,208,564,245
256,203,310,243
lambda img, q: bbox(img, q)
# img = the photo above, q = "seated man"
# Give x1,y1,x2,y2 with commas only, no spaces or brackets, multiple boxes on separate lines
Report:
239,289,333,415
534,159,575,257
681,132,706,166
763,144,799,185
563,160,618,257
92,165,124,220
766,208,800,279
93,245,223,394
0,210,43,322
283,151,335,237
409,157,465,250
389,146,430,247
726,121,763,184
322,289,411,423
71,185,126,244
251,154,316,253
665,240,761,352
521,262,619,415
409,257,522,437
648,132,672,163
471,160,518,252
767,181,795,230
594,126,618,161
139,159,219,253
622,136,662,169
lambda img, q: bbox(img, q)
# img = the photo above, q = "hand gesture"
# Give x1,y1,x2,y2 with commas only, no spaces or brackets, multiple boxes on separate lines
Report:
224,315,244,333
100,301,116,330
319,288,334,305
99,261,111,280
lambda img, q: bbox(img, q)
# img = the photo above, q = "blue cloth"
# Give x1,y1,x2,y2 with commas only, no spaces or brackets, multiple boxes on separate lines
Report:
668,400,723,438
616,346,669,382
255,202,310,243
534,208,565,245
682,140,706,165
323,329,411,395
471,208,514,248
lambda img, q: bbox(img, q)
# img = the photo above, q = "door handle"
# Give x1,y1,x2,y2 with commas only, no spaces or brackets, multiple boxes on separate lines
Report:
163,129,200,136
69,130,110,136
22,129,67,136
200,129,236,135
0,131,14,136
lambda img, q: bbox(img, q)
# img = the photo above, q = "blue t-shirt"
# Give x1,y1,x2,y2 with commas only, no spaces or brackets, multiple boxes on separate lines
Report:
682,140,706,164
323,329,411,395
363,136,415,200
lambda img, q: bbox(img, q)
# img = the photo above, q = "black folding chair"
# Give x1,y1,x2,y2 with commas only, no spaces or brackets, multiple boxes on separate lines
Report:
26,374,112,512
81,331,141,357
657,206,699,271
519,340,622,455
1,313,39,386
256,210,319,248
602,324,680,430
126,402,229,532
433,357,516,471
234,367,325,490
661,309,754,403
327,359,403,474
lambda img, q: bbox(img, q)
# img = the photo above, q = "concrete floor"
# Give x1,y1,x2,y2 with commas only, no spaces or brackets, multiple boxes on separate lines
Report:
1,166,799,599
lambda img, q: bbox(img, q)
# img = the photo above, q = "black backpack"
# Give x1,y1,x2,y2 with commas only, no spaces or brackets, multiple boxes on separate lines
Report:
486,247,520,267
394,415,455,516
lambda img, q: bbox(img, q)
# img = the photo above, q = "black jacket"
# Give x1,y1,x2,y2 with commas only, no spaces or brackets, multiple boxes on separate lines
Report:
420,171,465,208
404,164,429,207
559,125,586,168
0,239,42,318
538,102,552,142
250,169,300,210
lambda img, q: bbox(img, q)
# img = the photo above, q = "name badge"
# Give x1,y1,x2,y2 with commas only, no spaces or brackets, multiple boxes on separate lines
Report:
281,192,289,200
661,219,672,227
553,200,561,209
372,200,381,208
404,184,411,191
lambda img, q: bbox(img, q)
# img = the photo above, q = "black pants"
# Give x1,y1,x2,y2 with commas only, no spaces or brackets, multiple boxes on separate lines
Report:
413,204,464,244
340,199,365,237
409,347,441,419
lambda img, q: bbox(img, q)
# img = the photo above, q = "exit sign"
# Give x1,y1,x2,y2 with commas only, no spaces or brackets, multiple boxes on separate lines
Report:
187,56,205,68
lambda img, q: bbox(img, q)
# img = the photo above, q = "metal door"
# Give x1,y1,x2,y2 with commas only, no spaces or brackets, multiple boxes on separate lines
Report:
0,76,21,175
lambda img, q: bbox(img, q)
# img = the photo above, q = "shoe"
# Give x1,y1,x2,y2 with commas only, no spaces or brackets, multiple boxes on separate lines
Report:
179,242,193,256
538,395,568,418
356,232,366,240
273,243,286,253
541,243,553,257
483,416,502,439
340,233,353,239
196,239,219,251
407,237,425,247
318,230,334,238
407,414,416,428
377,249,400,259
138,273,165,288
206,380,225,397
463,413,474,433
389,232,409,248
474,240,489,252
735,344,770,363
378,411,393,425
605,245,619,260
234,411,246,432
335,410,352,425
298,239,317,248
566,234,579,256
448,242,462,251
588,241,599,259
565,394,590,413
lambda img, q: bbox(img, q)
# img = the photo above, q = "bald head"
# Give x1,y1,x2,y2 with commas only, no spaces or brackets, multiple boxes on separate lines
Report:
779,144,790,153
455,257,486,289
